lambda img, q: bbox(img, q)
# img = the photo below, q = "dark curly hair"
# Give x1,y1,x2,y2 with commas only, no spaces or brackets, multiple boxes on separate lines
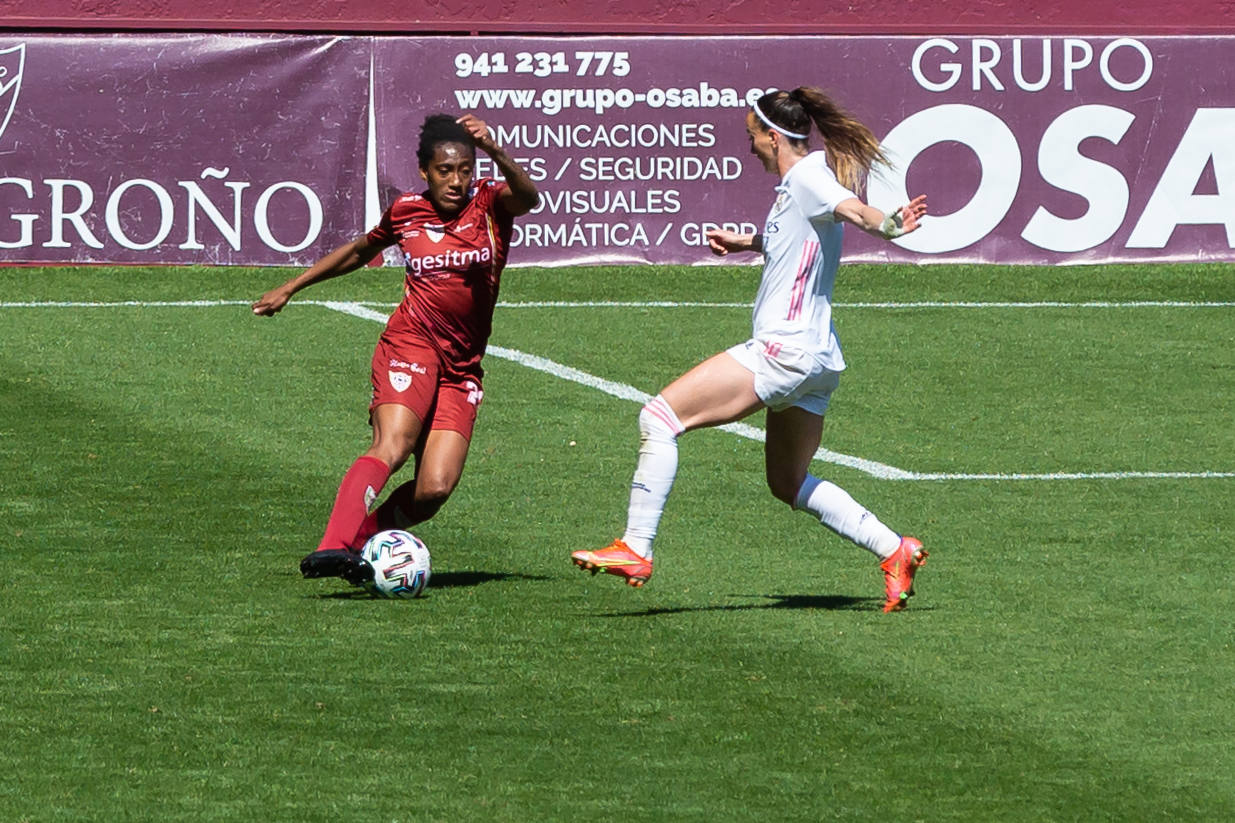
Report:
417,114,473,169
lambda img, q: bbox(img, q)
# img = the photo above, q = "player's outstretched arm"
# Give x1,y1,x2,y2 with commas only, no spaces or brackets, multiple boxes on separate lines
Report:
835,194,928,241
252,235,385,316
457,113,540,216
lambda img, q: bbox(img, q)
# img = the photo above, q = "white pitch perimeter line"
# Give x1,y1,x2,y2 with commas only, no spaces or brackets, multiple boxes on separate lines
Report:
321,301,914,481
5,299,1234,310
0,299,256,308
7,298,1231,481
320,302,1235,482
911,471,1235,480
495,300,1235,309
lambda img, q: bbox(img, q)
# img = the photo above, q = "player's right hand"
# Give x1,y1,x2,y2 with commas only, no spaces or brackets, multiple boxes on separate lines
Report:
251,286,292,316
457,113,498,155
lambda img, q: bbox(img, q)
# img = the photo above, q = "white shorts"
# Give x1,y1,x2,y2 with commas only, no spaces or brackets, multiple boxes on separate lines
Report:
725,339,841,416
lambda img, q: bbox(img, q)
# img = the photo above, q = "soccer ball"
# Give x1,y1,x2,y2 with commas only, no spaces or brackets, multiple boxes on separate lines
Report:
360,529,432,598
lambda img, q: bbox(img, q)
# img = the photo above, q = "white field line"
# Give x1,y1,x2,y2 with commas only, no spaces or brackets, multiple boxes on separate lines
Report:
495,300,1235,309
318,301,1234,482
320,301,915,481
5,298,1231,481
911,471,1235,480
0,299,256,308
6,299,1234,310
843,301,1235,309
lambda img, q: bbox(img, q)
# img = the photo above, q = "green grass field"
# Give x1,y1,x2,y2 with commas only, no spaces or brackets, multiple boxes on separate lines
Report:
2,262,1233,821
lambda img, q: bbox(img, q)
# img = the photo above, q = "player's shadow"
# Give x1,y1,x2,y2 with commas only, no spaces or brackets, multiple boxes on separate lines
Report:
316,570,552,598
431,570,553,588
597,593,882,617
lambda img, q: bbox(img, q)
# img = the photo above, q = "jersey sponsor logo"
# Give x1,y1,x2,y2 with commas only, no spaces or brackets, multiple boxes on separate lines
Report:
388,358,427,374
0,44,26,146
404,245,493,276
388,370,412,392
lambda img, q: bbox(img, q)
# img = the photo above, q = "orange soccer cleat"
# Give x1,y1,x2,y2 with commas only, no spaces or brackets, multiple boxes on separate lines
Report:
570,539,653,588
880,536,928,613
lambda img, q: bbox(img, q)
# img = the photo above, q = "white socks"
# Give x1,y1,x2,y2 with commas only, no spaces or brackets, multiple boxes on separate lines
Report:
794,474,901,559
621,395,684,559
617,398,900,563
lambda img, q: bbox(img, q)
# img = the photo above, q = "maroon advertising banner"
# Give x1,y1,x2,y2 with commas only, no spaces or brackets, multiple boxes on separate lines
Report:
388,35,1235,266
2,33,1233,267
0,34,370,265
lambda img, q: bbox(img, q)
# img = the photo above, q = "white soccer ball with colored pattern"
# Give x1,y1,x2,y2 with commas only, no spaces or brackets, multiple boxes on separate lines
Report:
360,529,431,598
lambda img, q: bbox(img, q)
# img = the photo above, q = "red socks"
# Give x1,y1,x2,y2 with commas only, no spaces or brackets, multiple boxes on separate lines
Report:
352,479,424,548
316,455,390,551
353,509,381,550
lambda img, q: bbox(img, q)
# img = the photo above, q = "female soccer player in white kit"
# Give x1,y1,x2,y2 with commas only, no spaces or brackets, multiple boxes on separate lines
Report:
571,87,930,612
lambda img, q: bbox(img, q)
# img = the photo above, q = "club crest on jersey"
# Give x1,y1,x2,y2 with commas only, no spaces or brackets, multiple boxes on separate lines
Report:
0,44,26,146
388,370,412,392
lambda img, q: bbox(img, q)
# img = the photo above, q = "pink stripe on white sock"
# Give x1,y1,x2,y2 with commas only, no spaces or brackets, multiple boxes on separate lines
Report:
644,395,684,436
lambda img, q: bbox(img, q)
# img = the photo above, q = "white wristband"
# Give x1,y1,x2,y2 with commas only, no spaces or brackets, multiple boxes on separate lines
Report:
880,211,905,239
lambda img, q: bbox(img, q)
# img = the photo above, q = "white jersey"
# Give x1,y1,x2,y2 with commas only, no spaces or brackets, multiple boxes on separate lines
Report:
752,150,856,372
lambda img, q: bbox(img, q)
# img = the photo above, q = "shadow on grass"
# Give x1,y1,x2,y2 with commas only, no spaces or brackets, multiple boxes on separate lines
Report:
315,569,552,598
597,593,886,617
429,570,553,588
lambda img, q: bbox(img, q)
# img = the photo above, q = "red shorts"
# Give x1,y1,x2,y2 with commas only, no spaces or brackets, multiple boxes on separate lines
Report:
369,329,484,440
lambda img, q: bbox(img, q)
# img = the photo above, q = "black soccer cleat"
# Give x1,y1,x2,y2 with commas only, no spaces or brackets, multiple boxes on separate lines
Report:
300,549,375,586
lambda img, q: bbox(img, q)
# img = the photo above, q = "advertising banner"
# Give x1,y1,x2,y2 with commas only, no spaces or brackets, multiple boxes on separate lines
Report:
2,33,1233,267
0,34,370,266
395,35,1235,266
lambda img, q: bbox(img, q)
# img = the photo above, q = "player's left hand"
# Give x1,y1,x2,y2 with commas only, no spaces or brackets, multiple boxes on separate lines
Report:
457,113,498,155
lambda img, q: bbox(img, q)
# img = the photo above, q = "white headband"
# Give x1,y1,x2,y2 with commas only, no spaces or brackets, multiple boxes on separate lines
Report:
752,101,808,140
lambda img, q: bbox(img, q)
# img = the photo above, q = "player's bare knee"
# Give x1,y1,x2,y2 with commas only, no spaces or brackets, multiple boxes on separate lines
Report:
415,474,458,509
412,490,450,521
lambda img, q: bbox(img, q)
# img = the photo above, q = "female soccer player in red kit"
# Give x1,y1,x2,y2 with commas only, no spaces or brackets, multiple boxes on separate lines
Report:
252,113,539,584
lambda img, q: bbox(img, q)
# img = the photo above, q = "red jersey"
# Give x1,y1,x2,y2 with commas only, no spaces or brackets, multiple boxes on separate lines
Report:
366,178,514,373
